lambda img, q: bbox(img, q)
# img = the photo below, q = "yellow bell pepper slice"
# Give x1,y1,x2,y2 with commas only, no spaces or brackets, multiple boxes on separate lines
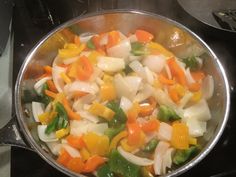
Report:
147,42,174,58
55,126,70,139
80,148,91,161
60,72,72,84
191,91,202,103
83,132,109,156
89,102,115,121
109,131,128,152
38,112,50,125
120,138,138,152
171,122,189,150
38,111,57,124
103,74,113,83
88,51,101,64
67,62,78,79
175,84,185,97
100,83,117,101
59,43,85,58
189,137,197,145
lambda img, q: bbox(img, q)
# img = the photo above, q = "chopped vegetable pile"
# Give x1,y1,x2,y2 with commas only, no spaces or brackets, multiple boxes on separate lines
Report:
31,29,214,176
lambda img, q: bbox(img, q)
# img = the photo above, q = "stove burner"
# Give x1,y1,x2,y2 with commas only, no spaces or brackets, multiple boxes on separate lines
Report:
12,0,236,177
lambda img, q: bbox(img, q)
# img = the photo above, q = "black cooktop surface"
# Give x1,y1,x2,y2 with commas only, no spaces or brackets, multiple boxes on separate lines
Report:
12,0,236,177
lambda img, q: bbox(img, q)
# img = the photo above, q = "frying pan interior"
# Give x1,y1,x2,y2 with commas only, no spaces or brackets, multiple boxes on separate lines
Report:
15,11,230,177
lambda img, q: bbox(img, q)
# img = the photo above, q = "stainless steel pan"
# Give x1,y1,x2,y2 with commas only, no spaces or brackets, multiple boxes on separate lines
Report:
0,10,230,177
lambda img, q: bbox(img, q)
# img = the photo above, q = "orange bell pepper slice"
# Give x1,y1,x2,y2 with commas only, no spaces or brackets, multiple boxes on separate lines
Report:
168,87,180,103
46,80,58,93
135,29,154,43
44,90,57,99
191,71,205,81
77,55,94,81
74,35,80,46
106,31,120,48
62,98,80,120
43,65,52,75
139,97,157,117
127,102,140,123
127,123,142,146
167,58,187,86
67,157,85,173
57,148,72,166
83,155,106,173
66,135,86,149
36,65,52,80
188,82,201,92
158,74,175,85
141,119,160,133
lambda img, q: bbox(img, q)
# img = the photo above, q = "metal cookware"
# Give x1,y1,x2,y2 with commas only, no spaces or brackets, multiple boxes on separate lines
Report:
0,10,230,177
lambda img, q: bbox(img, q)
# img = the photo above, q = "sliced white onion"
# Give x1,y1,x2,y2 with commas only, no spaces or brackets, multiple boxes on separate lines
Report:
73,94,96,112
87,123,108,135
52,55,61,67
62,51,91,65
64,81,99,95
165,64,172,79
37,125,58,142
34,76,52,94
134,84,154,103
128,34,138,43
157,122,173,141
143,55,166,73
70,120,108,136
179,92,193,108
176,58,186,69
201,75,214,100
32,102,45,122
120,96,132,113
99,34,108,45
144,67,154,85
62,144,81,158
46,142,62,156
89,67,103,82
129,60,146,80
62,56,78,65
79,33,94,43
184,99,211,121
107,39,131,59
77,110,99,123
70,120,90,136
118,146,154,166
154,141,170,175
185,68,195,84
45,102,52,113
52,66,66,93
96,77,104,86
184,117,207,137
97,56,125,72
80,51,91,57
118,31,127,40
162,148,175,174
113,74,133,100
128,55,143,62
196,56,203,68
124,76,142,95
153,89,176,109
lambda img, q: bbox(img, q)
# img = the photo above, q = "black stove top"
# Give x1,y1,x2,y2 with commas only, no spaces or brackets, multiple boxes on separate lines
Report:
12,0,236,177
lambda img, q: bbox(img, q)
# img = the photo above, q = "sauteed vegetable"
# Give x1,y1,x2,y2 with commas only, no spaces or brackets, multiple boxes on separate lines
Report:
31,29,214,176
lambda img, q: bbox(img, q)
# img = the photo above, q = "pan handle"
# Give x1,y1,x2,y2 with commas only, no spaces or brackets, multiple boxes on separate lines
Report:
0,116,34,151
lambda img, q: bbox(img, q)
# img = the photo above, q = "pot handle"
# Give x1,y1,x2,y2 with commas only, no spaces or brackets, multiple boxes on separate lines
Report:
0,116,34,151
